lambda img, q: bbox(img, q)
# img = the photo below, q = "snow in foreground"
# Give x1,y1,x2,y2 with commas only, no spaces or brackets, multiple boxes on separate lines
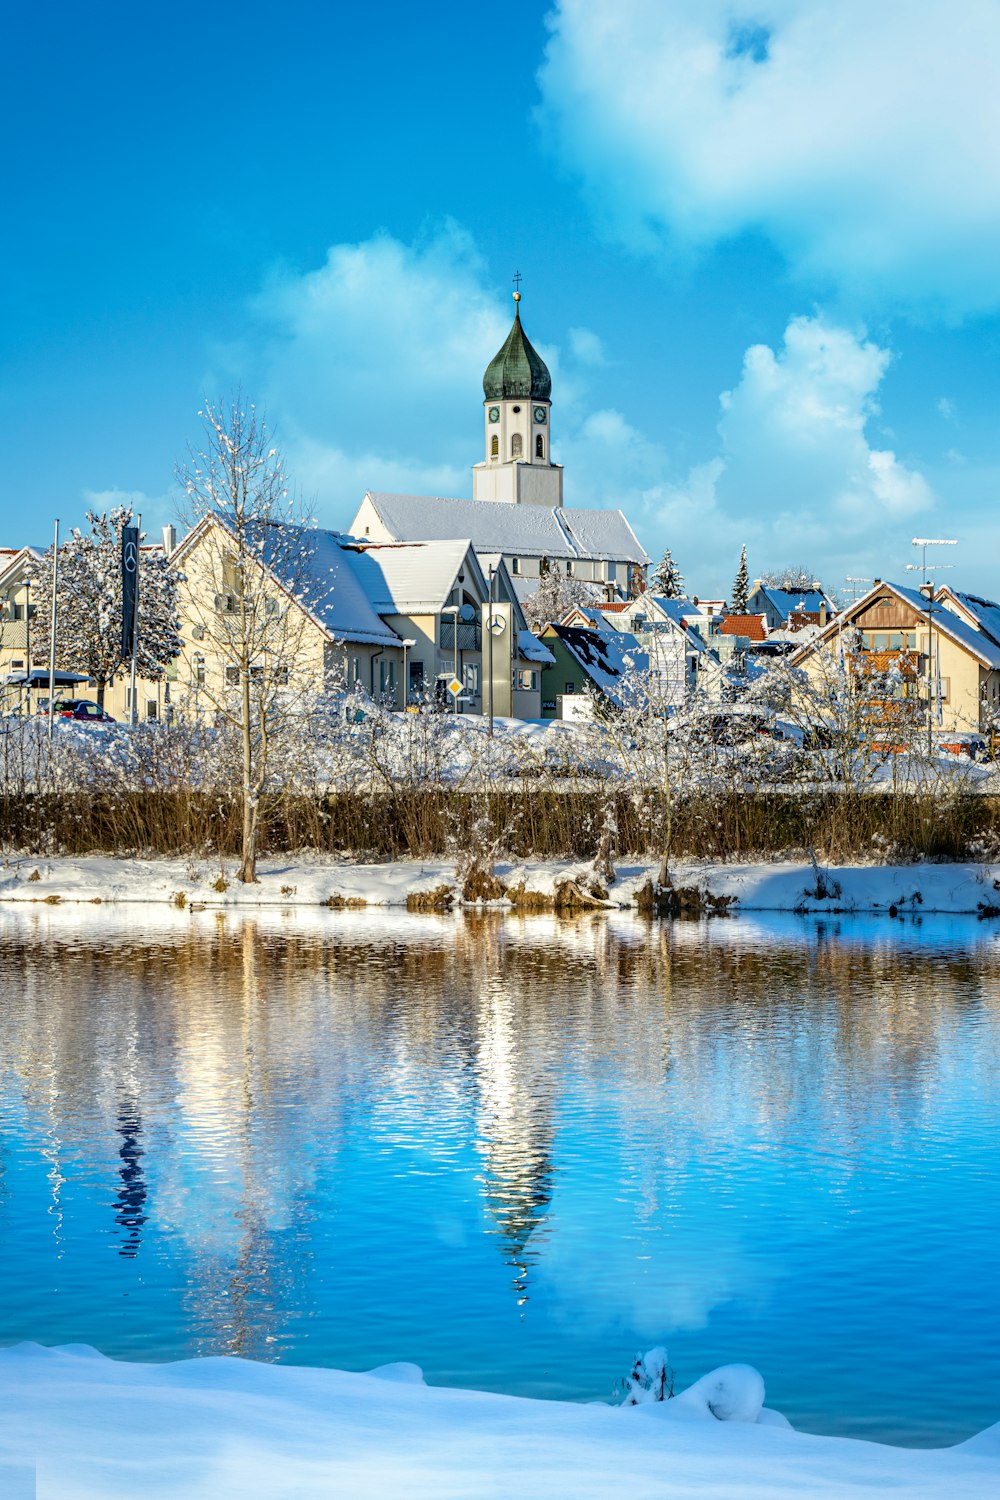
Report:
4,853,1000,916
1,1345,998,1499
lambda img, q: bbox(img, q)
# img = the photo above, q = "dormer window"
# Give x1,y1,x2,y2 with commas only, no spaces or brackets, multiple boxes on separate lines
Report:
512,558,520,575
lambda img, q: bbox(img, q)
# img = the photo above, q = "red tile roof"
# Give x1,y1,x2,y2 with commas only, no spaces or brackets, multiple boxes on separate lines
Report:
595,601,630,613
719,613,767,642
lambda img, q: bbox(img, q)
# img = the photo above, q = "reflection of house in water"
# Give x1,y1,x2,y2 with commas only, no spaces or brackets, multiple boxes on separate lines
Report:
474,971,555,1305
113,1099,147,1258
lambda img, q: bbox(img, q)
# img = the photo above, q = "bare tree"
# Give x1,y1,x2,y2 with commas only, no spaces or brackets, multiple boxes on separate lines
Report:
175,398,330,883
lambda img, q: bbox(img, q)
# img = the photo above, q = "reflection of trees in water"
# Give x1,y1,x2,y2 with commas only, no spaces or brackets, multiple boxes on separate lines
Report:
1,909,999,1348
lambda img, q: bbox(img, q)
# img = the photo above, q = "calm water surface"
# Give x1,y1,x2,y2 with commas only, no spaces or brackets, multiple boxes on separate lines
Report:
0,904,998,1447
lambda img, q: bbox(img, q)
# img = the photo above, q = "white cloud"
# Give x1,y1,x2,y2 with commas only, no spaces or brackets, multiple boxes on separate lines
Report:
639,315,934,592
218,223,514,513
538,0,1000,313
217,223,584,522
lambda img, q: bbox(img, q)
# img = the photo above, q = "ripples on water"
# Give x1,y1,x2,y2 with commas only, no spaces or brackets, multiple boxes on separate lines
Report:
0,905,998,1446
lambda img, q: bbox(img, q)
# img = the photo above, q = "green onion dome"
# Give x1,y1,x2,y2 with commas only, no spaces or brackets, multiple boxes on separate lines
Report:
483,296,552,402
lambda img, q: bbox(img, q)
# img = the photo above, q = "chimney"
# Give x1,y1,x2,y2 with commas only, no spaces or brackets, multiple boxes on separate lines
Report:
819,603,828,626
162,524,177,557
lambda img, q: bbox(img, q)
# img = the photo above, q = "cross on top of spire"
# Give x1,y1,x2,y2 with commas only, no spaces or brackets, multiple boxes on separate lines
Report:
512,269,523,304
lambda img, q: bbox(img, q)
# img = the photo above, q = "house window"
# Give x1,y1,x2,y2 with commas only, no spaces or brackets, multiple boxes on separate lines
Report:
491,434,499,457
464,663,480,694
535,434,544,459
352,656,361,684
224,665,239,687
145,699,158,720
566,560,574,576
193,653,206,686
511,432,523,458
607,562,617,581
516,669,537,691
511,557,520,574
379,659,395,696
11,658,23,670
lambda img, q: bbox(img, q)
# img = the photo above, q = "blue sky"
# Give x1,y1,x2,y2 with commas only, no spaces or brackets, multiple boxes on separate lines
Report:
3,0,1000,598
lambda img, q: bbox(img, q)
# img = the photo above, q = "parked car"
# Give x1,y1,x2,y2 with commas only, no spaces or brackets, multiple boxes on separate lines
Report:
50,699,116,723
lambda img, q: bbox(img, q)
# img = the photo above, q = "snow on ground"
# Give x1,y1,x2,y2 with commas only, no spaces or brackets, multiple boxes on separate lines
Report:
3,853,1000,915
1,1344,998,1500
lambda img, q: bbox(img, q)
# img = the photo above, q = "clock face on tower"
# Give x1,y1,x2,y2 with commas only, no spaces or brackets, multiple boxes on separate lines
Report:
533,406,547,424
488,406,500,422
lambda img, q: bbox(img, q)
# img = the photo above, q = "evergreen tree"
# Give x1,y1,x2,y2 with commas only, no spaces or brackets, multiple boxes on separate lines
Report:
650,547,684,599
730,545,750,612
27,506,181,708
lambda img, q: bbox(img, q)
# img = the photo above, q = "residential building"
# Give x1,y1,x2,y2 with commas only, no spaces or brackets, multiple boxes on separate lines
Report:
747,581,835,631
789,579,1000,734
538,622,647,718
170,515,551,719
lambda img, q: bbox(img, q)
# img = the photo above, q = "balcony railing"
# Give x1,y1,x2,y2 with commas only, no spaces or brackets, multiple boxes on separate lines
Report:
440,619,481,652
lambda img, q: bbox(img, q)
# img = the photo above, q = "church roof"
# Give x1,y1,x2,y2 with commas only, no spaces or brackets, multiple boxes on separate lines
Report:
357,493,649,564
483,303,552,402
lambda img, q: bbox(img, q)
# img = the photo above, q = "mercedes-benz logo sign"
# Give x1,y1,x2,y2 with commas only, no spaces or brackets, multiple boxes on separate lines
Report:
123,541,138,572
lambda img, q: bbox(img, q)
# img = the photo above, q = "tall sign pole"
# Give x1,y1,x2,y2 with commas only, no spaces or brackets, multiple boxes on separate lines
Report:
47,519,59,741
121,514,141,727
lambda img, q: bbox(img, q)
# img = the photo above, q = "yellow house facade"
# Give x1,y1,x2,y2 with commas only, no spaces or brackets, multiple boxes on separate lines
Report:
789,579,1000,736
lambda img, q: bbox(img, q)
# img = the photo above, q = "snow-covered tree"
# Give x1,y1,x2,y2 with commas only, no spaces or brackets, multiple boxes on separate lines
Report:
760,564,819,591
730,546,750,612
27,506,181,709
521,569,595,632
176,397,328,884
650,547,684,599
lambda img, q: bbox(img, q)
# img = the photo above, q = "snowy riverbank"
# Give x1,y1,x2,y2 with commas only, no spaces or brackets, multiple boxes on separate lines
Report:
1,1345,998,1500
3,852,1000,916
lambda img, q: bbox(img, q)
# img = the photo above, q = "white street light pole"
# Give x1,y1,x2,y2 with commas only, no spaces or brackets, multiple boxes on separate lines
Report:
401,637,416,708
441,605,459,715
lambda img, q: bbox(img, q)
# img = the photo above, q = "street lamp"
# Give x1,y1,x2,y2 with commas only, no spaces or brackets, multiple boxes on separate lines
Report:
401,638,416,709
907,538,956,756
440,606,459,715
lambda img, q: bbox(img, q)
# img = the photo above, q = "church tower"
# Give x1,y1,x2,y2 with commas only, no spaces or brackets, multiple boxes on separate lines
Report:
472,289,563,506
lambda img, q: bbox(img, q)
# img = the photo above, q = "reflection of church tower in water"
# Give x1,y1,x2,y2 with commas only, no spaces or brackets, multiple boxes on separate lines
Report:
113,1097,148,1258
474,967,555,1304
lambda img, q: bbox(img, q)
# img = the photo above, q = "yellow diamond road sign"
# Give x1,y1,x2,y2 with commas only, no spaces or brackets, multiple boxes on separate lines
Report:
447,677,463,697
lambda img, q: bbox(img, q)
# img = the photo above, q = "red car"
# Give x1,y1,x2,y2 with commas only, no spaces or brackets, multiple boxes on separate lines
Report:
51,699,116,723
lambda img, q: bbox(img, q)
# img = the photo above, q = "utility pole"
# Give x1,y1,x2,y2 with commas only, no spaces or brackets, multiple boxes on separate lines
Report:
907,538,956,757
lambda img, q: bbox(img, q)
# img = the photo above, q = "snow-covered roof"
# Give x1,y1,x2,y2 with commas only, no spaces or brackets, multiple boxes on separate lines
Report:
342,539,476,615
547,623,648,707
751,584,831,615
943,589,1000,650
518,629,555,666
358,493,649,564
889,582,1000,668
276,529,404,647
